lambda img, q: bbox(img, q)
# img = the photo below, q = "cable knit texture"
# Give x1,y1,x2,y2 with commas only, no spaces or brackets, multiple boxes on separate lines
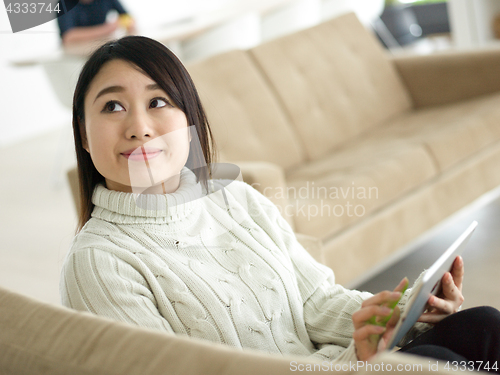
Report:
60,167,426,363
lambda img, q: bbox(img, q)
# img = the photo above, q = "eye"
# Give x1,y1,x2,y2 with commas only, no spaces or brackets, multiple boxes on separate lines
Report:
150,97,171,109
103,101,124,113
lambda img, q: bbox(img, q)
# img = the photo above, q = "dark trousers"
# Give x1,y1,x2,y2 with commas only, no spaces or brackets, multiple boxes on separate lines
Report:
398,306,500,372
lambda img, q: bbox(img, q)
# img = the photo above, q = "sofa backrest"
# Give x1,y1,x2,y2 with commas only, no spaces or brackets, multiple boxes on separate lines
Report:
249,12,413,161
187,50,306,171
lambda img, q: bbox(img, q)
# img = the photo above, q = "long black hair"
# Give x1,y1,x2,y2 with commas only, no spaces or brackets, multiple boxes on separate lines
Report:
72,36,217,231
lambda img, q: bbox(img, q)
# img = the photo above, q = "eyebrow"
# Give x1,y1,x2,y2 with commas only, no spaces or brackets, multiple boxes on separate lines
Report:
93,83,162,104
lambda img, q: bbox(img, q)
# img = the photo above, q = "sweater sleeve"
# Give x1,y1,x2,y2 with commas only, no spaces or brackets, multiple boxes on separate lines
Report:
239,183,372,350
239,182,430,356
60,246,174,333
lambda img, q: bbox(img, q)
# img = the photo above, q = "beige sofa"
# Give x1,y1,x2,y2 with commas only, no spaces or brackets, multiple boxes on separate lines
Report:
3,12,499,374
187,12,500,285
0,285,473,375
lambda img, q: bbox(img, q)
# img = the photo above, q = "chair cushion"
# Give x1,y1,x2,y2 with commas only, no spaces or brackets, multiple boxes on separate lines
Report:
187,50,306,171
249,12,413,161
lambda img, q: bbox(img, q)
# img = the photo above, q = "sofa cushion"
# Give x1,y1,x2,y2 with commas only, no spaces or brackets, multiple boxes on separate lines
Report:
187,50,306,171
283,136,437,239
280,92,500,240
372,92,500,171
249,12,413,161
324,142,500,285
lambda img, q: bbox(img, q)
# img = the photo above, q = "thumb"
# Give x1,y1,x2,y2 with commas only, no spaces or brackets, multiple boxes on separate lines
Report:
377,335,387,352
387,306,400,328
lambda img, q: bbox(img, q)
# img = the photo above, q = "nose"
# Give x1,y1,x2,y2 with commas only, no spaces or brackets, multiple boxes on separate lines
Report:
124,107,155,140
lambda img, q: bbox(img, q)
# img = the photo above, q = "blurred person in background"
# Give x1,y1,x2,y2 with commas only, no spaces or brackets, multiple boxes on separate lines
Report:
57,0,136,46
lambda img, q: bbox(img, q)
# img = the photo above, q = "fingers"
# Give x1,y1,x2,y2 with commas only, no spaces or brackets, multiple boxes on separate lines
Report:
372,307,400,352
353,324,386,342
353,281,406,362
413,258,465,328
418,289,464,324
352,304,394,329
354,282,404,329
394,277,409,293
360,291,402,310
378,308,400,351
428,295,455,314
357,292,401,322
418,311,448,324
418,265,465,325
450,256,464,291
386,306,400,328
441,272,465,307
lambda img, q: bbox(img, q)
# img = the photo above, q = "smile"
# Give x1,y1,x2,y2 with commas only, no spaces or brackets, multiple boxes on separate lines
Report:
121,147,162,161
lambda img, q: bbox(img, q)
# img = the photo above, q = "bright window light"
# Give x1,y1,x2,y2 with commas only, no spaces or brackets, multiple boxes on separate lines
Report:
393,0,447,3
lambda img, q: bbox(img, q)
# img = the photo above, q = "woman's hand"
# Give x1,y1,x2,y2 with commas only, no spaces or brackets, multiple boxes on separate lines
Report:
418,256,465,324
352,278,407,361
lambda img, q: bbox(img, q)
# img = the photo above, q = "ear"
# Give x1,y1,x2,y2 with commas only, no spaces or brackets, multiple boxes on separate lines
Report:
78,117,90,153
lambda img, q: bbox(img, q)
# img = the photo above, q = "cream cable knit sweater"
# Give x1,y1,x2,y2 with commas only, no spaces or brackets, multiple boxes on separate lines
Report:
60,167,423,363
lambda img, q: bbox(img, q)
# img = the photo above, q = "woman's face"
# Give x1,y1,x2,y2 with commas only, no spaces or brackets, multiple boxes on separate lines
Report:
82,59,190,194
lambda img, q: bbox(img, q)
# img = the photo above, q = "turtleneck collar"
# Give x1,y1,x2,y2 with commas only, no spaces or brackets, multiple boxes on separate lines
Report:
91,167,203,224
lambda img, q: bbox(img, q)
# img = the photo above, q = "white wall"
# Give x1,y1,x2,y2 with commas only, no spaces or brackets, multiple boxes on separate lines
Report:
322,0,384,26
0,0,235,148
448,0,500,49
0,9,70,148
0,0,384,148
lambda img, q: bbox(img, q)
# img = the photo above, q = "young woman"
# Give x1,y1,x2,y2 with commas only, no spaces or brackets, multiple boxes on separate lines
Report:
61,35,500,369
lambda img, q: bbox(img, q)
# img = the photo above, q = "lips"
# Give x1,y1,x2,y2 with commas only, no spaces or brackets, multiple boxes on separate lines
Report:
121,146,162,161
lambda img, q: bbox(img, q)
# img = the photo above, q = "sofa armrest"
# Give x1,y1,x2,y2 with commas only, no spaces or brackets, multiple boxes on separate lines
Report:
0,286,333,375
0,286,469,375
234,161,295,230
391,47,500,108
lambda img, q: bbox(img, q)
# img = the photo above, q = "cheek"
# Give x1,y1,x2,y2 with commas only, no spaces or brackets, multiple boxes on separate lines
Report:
87,127,106,154
86,121,117,163
165,109,189,130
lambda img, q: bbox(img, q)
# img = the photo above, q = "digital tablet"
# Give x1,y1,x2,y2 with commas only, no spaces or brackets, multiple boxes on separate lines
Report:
385,221,478,350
